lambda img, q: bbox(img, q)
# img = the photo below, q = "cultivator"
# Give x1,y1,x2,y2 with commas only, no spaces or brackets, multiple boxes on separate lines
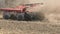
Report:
0,3,43,21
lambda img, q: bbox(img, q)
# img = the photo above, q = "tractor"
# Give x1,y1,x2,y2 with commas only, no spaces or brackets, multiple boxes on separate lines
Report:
0,3,44,21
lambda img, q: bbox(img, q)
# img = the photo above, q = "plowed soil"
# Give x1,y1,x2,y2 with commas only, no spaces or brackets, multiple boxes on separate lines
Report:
0,19,60,34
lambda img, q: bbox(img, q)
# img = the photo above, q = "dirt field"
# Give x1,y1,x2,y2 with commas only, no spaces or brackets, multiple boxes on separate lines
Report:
0,19,59,34
0,0,60,34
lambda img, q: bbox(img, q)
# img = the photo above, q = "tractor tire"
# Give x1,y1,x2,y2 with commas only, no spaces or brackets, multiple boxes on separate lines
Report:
10,14,17,20
24,12,45,21
24,12,33,21
3,12,10,19
17,13,24,21
17,15,23,21
3,15,10,19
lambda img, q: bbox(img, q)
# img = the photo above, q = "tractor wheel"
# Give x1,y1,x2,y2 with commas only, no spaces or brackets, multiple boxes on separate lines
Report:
17,15,23,21
24,12,45,21
3,15,10,19
10,14,17,20
17,13,24,21
24,12,33,21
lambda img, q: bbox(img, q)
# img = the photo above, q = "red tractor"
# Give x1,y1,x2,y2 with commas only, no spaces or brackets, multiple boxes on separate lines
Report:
0,3,43,21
